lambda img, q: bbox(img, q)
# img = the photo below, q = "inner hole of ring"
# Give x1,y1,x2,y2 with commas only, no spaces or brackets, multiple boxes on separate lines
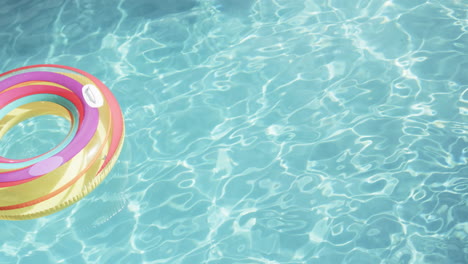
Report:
0,114,71,160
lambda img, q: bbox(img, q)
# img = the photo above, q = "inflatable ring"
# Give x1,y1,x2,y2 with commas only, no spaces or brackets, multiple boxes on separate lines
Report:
0,64,124,220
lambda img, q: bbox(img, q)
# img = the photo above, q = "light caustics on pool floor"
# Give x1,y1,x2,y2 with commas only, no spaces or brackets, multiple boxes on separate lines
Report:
0,0,467,263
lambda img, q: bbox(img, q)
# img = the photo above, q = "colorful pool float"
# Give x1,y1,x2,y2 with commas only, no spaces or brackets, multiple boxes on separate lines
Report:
0,64,124,220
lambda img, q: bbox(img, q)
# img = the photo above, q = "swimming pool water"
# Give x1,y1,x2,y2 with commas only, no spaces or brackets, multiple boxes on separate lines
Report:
0,0,467,263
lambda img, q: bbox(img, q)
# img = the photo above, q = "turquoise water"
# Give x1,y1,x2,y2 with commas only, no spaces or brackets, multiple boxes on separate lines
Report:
0,0,467,263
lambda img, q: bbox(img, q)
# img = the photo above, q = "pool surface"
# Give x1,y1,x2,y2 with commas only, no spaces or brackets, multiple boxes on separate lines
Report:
0,0,467,263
